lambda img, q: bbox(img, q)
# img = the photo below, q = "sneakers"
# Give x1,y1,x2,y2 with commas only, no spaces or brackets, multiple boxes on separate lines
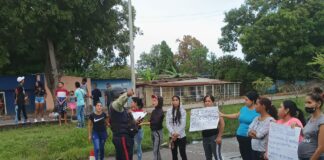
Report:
34,119,38,123
41,118,45,122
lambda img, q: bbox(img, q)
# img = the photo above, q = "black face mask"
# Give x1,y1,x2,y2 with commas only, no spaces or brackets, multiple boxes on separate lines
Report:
305,107,316,114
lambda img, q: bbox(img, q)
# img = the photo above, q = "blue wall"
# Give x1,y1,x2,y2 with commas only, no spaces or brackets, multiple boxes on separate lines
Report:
91,79,132,105
0,75,45,115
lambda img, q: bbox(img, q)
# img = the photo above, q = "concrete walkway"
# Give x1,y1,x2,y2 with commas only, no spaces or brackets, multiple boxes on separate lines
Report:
106,137,242,160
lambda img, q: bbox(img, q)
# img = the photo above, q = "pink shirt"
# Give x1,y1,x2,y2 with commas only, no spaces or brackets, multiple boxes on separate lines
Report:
276,117,304,142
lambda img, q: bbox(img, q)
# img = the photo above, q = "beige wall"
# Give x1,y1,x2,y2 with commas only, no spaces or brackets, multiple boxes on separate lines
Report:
44,76,91,111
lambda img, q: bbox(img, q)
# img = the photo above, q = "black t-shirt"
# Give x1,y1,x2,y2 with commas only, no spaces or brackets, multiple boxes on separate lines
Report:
16,84,25,105
91,89,102,103
89,113,107,132
104,89,113,105
202,128,219,138
35,87,46,97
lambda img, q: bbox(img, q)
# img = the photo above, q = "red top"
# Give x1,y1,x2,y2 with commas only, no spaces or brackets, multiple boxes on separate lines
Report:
132,109,144,112
55,88,69,98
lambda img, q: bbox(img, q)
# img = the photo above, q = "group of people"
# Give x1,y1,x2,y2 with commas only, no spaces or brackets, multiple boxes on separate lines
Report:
221,88,324,160
89,87,324,160
87,86,225,160
14,76,324,160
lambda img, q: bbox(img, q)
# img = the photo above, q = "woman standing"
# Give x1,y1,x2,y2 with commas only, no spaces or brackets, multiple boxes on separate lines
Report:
248,97,277,160
220,91,259,160
88,102,109,160
34,81,46,122
131,97,145,160
166,96,187,160
202,95,225,160
150,95,164,160
298,90,324,160
277,100,305,142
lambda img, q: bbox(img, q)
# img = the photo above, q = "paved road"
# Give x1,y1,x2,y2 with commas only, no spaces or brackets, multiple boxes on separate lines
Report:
106,137,242,160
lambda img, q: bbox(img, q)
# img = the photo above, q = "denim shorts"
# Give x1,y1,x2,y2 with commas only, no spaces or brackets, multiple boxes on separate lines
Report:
35,97,45,103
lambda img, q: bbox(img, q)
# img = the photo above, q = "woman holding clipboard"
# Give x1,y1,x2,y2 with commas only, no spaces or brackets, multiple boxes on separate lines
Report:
130,97,145,160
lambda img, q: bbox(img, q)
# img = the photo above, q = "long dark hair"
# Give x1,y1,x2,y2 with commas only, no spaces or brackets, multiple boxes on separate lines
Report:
35,81,44,89
307,92,324,108
283,100,306,126
172,96,181,124
132,97,144,109
258,97,278,120
203,95,215,103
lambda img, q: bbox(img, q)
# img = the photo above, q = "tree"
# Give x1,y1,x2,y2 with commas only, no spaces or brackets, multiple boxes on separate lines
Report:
218,0,324,80
252,77,274,95
137,41,176,74
158,41,175,73
209,55,261,93
136,44,160,72
308,53,324,80
0,0,137,93
138,68,157,82
176,35,208,75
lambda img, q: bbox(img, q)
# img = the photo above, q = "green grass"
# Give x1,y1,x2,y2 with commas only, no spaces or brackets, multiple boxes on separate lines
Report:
0,97,308,159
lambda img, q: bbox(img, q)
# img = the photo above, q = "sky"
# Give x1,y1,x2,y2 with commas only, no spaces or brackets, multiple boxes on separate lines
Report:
131,0,245,63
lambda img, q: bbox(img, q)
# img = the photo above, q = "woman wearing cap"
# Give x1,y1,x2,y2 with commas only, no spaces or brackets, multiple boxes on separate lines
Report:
110,88,141,160
220,91,260,160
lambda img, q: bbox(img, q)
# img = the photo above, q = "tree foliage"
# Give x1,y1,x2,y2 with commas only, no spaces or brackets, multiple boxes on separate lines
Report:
0,0,137,79
209,55,260,92
175,35,208,75
136,41,175,75
252,77,274,95
219,0,324,80
308,53,324,80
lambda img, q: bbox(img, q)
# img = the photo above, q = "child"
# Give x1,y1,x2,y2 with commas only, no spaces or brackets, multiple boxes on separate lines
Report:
55,82,69,126
68,90,77,121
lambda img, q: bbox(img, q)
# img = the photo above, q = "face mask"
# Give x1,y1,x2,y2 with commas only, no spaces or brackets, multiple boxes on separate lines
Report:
305,107,316,114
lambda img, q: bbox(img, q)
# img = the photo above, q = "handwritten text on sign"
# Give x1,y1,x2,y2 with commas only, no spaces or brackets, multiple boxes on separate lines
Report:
268,123,301,160
189,107,219,132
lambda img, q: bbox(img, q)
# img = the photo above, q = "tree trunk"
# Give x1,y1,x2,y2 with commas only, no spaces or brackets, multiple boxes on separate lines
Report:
47,38,59,86
45,38,59,108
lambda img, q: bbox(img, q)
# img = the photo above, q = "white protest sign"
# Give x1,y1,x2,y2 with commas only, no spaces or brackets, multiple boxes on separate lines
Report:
268,123,301,160
132,112,147,120
189,106,219,132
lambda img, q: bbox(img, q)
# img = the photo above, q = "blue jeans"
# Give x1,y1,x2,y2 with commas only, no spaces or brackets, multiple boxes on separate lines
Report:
76,105,84,127
135,128,144,160
15,105,18,124
92,131,108,160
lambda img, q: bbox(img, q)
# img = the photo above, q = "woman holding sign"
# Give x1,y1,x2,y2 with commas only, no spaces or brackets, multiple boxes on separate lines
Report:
202,95,225,160
277,100,305,141
220,91,259,160
298,89,324,160
166,96,187,160
248,97,277,160
130,97,145,160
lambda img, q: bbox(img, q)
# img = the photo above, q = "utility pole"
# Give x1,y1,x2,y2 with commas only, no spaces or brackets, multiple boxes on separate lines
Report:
128,0,136,92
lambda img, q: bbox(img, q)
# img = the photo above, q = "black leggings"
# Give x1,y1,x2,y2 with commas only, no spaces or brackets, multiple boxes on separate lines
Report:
171,137,187,160
236,135,253,160
17,104,27,121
